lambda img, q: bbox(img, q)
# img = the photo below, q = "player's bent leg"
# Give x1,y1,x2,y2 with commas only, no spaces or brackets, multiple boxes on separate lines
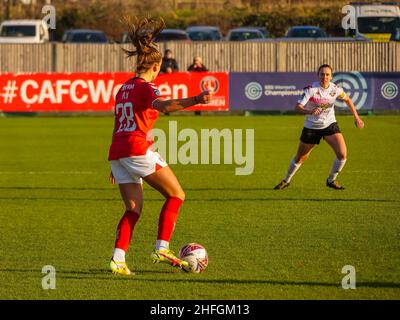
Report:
324,133,347,189
294,141,316,164
144,165,185,200
144,166,189,271
324,133,347,160
274,142,315,190
111,183,143,276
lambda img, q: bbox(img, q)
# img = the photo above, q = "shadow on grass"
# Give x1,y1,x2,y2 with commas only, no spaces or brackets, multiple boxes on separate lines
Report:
0,186,274,191
1,185,398,196
2,268,399,289
0,186,115,191
0,269,173,276
0,196,398,203
0,187,275,191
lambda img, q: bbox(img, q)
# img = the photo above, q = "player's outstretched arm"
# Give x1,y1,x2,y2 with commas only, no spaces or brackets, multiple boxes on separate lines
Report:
153,91,212,113
343,97,364,129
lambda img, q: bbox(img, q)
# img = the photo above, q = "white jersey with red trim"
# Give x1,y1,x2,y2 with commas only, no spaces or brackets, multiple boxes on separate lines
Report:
298,81,347,129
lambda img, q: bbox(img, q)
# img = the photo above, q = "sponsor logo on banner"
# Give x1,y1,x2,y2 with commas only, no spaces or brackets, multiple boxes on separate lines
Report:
156,73,228,110
264,85,302,97
244,82,263,100
381,82,398,100
245,81,303,101
200,76,219,93
332,72,368,110
197,75,226,108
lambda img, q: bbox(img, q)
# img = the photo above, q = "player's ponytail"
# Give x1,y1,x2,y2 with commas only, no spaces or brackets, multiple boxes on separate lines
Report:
122,16,165,73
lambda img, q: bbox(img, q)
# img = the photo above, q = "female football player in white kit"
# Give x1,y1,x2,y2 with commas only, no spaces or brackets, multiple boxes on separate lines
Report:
274,64,364,190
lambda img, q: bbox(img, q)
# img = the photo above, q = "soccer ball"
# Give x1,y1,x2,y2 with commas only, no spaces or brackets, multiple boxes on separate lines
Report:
179,243,208,273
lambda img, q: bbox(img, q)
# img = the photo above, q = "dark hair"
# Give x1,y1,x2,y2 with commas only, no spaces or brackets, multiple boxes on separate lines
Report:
318,64,333,74
122,16,165,73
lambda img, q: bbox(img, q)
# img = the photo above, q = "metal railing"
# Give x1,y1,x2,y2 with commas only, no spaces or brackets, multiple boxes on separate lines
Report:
1,41,399,73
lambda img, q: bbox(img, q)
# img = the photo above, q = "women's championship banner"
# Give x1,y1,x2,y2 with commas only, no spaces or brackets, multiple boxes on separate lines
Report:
229,72,400,111
0,72,228,112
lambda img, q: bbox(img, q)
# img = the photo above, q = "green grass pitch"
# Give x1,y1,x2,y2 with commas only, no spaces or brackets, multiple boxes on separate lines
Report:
0,114,399,299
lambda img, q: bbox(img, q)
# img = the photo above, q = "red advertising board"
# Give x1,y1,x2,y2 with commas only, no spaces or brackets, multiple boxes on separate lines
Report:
0,72,228,112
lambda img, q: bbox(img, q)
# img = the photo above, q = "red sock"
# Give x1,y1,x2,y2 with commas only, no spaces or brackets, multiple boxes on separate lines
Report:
157,197,183,242
115,210,140,252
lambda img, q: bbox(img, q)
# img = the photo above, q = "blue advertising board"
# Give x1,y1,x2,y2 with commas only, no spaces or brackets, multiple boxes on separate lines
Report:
229,72,400,111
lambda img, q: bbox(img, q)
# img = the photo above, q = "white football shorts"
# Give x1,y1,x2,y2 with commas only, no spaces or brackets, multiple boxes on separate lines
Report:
109,149,168,184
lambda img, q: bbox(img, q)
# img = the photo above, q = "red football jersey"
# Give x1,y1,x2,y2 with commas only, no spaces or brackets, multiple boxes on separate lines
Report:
108,77,161,160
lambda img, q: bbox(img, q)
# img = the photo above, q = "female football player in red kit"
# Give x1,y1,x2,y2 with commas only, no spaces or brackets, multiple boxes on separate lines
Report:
108,17,212,275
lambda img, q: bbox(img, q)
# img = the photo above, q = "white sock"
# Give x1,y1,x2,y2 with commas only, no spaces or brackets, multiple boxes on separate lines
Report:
113,248,126,263
284,158,302,183
156,240,169,251
328,158,347,183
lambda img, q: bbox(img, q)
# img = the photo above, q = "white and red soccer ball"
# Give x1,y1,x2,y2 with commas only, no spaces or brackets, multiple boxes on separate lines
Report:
179,243,208,273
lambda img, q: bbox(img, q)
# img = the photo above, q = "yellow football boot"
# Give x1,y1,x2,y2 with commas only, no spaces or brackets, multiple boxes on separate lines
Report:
151,249,189,272
110,259,134,276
